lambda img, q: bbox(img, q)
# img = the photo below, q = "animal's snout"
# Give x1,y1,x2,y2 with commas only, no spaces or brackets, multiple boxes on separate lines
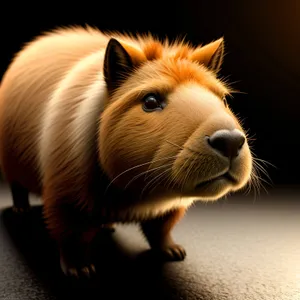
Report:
207,129,245,159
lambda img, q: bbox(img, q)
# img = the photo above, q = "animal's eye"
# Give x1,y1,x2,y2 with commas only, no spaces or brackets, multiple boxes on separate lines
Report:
142,94,166,112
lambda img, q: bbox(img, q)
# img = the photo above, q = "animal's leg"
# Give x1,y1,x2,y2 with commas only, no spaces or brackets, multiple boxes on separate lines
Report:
43,198,98,278
59,226,99,278
140,207,186,261
10,182,31,214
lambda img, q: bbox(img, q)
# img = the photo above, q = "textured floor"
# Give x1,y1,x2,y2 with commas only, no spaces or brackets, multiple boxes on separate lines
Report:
0,184,299,300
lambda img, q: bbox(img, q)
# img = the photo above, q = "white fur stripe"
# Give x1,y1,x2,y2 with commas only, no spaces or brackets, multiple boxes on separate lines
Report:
38,83,64,179
69,74,107,169
38,50,106,182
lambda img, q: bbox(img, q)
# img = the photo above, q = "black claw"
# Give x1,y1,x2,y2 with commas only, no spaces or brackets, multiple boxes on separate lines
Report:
68,268,79,278
160,244,186,261
90,264,96,274
65,264,96,279
81,267,91,278
12,206,31,214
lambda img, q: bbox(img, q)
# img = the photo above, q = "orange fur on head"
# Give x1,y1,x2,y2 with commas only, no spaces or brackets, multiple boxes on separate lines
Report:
143,41,163,60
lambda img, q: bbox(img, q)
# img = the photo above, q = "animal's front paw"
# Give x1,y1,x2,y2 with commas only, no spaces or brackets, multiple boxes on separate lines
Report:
59,241,96,279
63,264,96,278
156,243,187,261
60,256,96,279
12,206,31,214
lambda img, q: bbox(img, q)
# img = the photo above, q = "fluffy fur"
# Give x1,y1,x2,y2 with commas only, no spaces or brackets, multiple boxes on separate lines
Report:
0,26,253,277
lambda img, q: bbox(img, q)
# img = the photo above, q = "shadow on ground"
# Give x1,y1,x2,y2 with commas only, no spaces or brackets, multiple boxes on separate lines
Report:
1,188,300,300
1,206,210,300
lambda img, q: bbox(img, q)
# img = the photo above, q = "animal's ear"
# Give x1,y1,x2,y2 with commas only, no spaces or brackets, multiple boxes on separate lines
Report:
189,38,224,74
104,38,134,91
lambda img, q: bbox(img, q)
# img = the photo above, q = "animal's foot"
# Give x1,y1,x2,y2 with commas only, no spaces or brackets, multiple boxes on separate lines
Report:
156,243,186,261
60,254,96,279
61,261,96,278
12,206,31,214
59,239,97,279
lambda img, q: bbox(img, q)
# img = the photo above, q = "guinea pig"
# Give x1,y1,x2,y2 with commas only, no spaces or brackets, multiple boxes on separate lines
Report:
0,26,253,278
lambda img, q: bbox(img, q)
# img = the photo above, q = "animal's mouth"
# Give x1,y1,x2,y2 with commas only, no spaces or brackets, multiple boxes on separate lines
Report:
195,172,238,189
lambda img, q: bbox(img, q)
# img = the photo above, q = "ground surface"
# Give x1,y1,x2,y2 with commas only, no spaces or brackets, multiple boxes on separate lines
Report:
0,184,299,300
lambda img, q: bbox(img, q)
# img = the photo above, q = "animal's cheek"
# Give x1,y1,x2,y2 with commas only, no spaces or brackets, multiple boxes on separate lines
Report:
99,120,167,187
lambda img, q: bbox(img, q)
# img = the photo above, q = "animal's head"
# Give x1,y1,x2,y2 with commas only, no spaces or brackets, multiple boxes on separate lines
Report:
99,34,253,201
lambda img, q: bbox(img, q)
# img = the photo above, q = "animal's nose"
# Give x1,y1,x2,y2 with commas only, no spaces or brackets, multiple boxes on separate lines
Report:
207,129,245,159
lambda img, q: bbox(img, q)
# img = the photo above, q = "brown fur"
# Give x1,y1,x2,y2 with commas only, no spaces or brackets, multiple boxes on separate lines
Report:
0,26,253,276
141,207,186,249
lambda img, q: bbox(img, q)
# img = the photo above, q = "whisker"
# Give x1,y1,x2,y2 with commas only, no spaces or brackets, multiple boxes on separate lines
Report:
245,131,257,143
253,160,272,180
181,154,198,193
140,167,172,199
253,157,277,169
104,155,177,193
144,156,176,181
242,158,270,203
243,181,251,197
229,90,248,95
147,167,174,196
165,140,184,150
141,170,169,196
255,178,268,196
250,170,260,203
252,157,274,189
164,140,214,192
167,154,192,192
252,173,272,188
174,155,191,192
124,162,174,190
251,165,269,199
144,153,178,180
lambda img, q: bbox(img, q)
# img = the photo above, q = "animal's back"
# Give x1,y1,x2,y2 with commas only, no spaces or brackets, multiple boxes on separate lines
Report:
0,27,109,193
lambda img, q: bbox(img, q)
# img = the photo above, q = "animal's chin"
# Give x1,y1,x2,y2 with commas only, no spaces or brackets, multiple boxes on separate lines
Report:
195,172,238,190
180,172,240,199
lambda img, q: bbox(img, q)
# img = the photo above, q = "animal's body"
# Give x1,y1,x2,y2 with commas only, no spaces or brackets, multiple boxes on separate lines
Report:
0,26,253,277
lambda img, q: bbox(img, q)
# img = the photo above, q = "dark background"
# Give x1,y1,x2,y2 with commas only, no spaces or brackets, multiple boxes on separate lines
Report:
1,0,299,187
1,3,300,299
